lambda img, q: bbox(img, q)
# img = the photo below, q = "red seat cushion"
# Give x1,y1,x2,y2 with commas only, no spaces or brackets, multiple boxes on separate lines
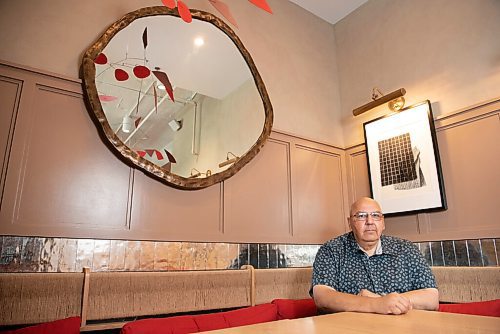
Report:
439,299,500,317
2,317,81,334
223,303,278,327
193,313,229,331
120,315,199,334
272,298,318,319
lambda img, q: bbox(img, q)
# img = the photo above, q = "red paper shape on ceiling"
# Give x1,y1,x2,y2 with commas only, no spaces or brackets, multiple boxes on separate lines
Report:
177,1,193,23
134,117,142,128
137,149,176,164
154,150,164,160
142,27,148,49
152,70,175,102
161,0,273,26
94,53,108,65
164,149,177,163
114,68,129,81
98,95,118,102
162,0,176,9
209,0,238,27
133,65,151,79
249,0,273,14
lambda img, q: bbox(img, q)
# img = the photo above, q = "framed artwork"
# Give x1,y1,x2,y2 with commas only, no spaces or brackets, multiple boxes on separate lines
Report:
363,100,446,216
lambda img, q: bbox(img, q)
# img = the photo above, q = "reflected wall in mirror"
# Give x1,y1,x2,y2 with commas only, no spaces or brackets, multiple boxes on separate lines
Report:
81,7,273,189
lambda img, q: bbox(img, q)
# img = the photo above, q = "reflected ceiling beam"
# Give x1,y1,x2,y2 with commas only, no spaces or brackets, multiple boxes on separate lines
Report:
124,92,170,144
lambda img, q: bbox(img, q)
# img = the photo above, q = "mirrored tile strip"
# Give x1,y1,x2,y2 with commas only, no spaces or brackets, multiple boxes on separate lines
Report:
0,236,497,272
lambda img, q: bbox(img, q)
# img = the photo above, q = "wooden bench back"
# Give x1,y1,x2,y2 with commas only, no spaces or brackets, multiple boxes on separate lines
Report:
1,266,498,329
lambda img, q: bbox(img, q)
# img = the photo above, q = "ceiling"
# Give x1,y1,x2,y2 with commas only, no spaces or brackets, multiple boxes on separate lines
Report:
289,0,368,25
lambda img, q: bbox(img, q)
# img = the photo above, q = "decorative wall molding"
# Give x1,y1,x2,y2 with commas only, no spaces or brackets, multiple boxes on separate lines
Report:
0,75,23,209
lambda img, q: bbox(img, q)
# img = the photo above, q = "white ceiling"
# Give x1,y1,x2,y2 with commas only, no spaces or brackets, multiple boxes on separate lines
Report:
289,0,368,25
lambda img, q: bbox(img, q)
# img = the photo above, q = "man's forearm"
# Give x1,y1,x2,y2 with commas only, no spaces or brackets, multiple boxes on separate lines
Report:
401,288,439,310
313,285,376,313
313,285,412,315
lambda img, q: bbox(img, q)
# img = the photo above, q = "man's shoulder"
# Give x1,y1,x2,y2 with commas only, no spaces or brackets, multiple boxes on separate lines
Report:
381,235,418,253
322,232,353,249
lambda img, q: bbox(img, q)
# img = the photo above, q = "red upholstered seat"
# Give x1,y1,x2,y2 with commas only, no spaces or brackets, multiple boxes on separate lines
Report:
222,303,279,327
193,313,229,331
438,299,500,317
120,315,199,334
2,317,81,334
272,298,318,319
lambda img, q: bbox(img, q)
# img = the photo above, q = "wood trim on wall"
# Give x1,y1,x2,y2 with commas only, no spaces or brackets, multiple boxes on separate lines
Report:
0,61,498,243
0,62,348,245
0,75,23,209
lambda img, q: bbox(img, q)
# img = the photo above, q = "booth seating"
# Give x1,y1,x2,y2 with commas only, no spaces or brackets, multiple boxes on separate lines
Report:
438,299,500,317
0,317,81,334
120,299,317,334
0,266,498,332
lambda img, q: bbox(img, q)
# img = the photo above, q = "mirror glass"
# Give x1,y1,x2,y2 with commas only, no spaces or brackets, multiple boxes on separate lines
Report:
81,7,273,189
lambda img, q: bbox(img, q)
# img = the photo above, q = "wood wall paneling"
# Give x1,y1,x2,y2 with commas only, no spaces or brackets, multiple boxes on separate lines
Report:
344,100,500,241
129,170,223,242
292,142,347,244
345,145,370,204
223,137,293,243
0,65,131,237
427,113,500,240
1,63,498,244
0,75,22,206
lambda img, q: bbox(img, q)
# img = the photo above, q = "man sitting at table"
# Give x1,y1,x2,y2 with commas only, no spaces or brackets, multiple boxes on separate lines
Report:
311,197,439,315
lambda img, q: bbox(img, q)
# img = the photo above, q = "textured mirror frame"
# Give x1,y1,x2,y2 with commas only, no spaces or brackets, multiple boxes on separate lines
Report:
81,6,273,190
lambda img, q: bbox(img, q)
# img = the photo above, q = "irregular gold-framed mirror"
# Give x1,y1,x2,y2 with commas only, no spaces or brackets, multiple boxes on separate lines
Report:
81,6,273,190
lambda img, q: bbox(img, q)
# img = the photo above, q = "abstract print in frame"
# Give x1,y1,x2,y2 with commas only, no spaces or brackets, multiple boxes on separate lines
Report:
363,100,447,216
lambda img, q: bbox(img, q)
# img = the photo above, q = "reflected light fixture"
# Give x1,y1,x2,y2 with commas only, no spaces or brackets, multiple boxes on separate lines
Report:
353,88,406,116
218,152,239,168
194,36,204,47
155,66,166,90
122,115,135,133
168,119,183,132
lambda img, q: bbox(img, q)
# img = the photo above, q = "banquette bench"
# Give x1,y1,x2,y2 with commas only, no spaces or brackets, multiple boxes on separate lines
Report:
0,266,498,332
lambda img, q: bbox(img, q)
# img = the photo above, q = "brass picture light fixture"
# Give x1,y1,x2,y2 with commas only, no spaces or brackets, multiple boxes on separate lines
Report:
189,168,201,178
188,168,212,178
218,152,239,168
353,88,406,116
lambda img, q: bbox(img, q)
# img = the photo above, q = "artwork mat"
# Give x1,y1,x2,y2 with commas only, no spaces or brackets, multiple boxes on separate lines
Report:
363,100,446,215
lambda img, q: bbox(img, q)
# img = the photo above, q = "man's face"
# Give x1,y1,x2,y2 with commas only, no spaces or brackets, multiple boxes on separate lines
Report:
348,199,385,244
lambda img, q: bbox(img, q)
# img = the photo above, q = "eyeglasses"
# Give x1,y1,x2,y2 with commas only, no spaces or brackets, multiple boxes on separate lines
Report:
351,211,384,222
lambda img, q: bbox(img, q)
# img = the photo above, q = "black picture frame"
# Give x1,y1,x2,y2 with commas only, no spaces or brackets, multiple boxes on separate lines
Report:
363,100,447,216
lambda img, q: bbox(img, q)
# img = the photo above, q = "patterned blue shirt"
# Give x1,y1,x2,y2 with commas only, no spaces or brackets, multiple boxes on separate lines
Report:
311,232,437,296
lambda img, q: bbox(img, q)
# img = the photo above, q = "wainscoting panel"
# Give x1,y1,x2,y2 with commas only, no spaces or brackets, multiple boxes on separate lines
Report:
1,62,498,247
0,63,131,236
223,137,293,243
428,112,500,239
0,75,22,205
129,169,223,242
344,145,370,204
292,137,348,244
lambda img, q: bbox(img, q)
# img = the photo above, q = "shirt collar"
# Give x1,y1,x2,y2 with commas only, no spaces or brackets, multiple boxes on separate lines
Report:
347,232,398,256
356,239,382,256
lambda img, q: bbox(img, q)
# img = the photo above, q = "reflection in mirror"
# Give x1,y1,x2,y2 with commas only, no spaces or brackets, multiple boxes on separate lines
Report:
82,7,273,189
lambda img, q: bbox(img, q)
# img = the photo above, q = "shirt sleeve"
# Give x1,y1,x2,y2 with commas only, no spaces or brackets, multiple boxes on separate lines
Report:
310,243,339,297
407,243,437,290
